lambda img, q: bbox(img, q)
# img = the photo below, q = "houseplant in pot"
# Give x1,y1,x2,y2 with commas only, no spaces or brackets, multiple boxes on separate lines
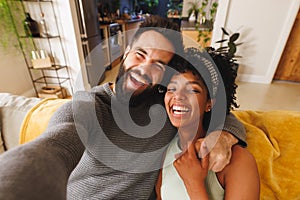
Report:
0,0,24,48
205,27,243,109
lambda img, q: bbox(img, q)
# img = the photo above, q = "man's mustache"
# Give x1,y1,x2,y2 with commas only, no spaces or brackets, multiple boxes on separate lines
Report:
128,69,153,86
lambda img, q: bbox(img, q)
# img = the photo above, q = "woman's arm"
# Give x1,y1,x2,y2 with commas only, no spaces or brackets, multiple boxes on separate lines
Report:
222,145,260,200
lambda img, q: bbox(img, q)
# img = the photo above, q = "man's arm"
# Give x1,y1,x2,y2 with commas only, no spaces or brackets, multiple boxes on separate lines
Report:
219,113,247,147
0,102,85,200
200,113,246,172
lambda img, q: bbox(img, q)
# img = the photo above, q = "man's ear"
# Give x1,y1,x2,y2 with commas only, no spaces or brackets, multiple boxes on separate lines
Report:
123,45,130,59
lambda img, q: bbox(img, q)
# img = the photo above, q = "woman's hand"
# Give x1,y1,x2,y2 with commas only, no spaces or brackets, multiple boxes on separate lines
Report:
173,140,209,200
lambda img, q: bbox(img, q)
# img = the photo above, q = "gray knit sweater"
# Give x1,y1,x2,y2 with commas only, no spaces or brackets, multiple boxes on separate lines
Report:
0,83,245,200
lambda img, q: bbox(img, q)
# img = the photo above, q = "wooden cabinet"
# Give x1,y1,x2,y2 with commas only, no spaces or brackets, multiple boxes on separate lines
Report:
182,30,211,48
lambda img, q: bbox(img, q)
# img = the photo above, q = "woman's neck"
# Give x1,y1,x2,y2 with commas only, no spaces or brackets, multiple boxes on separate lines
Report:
177,125,206,150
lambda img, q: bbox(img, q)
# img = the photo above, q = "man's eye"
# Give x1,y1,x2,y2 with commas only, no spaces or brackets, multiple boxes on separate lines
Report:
135,51,145,59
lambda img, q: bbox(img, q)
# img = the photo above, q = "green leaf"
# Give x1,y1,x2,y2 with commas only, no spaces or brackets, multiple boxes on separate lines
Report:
215,39,227,43
229,33,240,42
228,45,237,57
221,27,229,35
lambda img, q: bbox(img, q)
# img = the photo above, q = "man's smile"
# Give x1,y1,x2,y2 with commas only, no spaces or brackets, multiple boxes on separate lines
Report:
126,71,152,91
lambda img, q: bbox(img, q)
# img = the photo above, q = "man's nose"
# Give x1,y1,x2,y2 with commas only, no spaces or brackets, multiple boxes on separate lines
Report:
139,63,153,74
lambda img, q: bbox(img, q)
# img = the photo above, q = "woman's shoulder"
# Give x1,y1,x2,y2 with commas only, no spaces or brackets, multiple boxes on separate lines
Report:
217,145,260,199
217,145,259,186
231,145,257,166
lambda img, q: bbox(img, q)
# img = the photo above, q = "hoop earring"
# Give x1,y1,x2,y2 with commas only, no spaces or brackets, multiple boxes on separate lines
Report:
158,85,165,93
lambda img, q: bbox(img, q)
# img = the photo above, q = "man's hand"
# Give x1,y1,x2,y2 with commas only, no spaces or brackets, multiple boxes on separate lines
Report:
197,131,238,172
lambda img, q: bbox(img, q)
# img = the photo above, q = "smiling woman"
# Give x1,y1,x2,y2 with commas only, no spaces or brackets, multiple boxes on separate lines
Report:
156,47,260,200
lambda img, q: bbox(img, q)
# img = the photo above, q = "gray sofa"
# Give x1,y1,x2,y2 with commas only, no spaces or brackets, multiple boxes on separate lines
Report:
0,93,41,153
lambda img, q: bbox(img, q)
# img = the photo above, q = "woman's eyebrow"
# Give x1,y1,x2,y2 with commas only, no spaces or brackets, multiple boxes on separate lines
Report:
187,81,201,86
186,81,205,89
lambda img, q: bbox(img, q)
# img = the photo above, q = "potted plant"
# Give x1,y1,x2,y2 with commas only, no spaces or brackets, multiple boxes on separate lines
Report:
205,27,242,110
0,0,15,48
167,0,183,17
206,27,243,79
0,0,22,48
214,28,242,63
188,0,200,22
195,0,218,47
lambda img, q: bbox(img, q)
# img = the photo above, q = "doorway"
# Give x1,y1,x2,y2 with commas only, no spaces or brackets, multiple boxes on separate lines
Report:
274,8,300,82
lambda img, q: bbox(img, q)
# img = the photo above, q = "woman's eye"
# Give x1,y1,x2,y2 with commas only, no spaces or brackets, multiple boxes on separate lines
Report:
189,89,201,93
167,88,176,92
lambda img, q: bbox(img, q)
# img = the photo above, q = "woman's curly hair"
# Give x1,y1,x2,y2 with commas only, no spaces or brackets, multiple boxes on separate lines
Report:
172,47,239,114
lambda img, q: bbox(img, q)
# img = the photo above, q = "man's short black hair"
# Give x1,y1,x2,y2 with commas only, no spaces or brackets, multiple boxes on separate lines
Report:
129,15,184,56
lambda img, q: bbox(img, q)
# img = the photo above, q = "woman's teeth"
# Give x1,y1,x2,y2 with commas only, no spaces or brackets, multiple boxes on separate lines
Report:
172,105,190,114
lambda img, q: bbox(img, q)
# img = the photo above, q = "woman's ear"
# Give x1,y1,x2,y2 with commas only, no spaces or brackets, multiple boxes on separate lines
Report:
205,99,216,112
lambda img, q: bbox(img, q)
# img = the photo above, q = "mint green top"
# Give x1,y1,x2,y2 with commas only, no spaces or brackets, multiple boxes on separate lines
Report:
161,135,224,200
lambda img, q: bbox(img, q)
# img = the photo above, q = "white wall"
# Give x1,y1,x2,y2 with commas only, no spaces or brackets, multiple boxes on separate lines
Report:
55,0,90,92
212,0,300,83
0,41,35,96
0,0,88,97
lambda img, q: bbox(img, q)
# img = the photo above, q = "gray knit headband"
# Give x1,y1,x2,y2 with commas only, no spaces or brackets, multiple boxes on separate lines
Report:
196,55,220,98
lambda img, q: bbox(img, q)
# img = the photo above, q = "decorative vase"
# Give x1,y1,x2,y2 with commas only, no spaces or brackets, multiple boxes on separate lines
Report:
188,11,196,22
23,12,40,37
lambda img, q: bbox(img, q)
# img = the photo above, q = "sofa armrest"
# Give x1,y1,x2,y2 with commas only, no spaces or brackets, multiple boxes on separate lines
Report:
0,93,41,152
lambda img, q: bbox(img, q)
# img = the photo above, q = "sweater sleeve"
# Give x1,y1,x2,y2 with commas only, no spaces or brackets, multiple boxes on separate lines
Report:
0,101,85,200
215,113,247,147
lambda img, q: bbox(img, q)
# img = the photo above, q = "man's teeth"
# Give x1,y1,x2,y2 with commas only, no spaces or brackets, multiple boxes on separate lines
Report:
131,73,147,85
172,105,190,114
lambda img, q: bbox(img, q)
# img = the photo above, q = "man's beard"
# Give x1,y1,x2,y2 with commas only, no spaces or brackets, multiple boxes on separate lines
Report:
115,61,158,107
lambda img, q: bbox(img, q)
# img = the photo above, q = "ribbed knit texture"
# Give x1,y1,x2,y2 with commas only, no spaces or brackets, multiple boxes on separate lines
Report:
67,83,177,199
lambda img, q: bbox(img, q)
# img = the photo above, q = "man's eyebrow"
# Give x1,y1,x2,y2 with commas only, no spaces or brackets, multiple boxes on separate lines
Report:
133,47,168,66
134,47,147,54
169,80,177,84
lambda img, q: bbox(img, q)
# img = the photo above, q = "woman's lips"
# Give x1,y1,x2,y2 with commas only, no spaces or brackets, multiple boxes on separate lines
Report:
171,105,191,116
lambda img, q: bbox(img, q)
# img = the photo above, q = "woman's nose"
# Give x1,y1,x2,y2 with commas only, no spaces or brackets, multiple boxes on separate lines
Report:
173,90,186,100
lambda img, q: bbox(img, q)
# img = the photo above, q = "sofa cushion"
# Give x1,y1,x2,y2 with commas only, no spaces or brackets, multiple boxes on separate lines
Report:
232,110,300,200
19,97,69,144
0,93,41,151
